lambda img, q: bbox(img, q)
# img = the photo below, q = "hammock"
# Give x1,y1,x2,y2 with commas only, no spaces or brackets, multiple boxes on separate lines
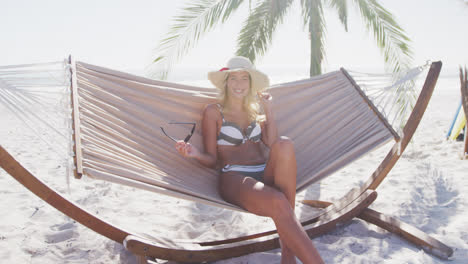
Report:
0,58,453,262
73,61,398,211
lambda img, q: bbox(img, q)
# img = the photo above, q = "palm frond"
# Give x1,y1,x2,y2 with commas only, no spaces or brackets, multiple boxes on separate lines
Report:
236,0,294,63
353,0,415,130
352,0,413,74
149,0,244,79
301,0,326,76
327,0,348,31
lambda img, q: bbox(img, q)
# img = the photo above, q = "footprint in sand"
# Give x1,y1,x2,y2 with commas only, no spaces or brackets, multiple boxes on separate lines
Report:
320,234,340,244
404,150,430,160
45,222,79,244
45,229,75,244
461,231,468,243
349,241,368,255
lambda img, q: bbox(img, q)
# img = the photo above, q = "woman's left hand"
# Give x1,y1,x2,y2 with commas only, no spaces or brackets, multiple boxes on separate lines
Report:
257,91,273,114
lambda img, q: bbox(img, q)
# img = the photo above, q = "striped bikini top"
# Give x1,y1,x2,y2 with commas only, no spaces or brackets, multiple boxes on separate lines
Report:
216,105,262,146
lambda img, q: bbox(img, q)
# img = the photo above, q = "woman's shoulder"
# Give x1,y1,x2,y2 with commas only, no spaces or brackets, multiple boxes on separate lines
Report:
203,103,222,120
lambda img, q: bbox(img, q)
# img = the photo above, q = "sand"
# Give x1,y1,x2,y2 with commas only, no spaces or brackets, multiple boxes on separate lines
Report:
0,76,467,263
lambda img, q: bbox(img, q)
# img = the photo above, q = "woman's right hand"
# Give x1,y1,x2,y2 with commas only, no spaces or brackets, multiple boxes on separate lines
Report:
175,141,200,158
257,91,273,115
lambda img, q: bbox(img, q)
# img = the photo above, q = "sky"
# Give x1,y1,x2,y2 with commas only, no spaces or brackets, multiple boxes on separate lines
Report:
1,0,468,81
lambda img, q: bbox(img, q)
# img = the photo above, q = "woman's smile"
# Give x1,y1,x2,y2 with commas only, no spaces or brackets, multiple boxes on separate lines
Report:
233,87,247,94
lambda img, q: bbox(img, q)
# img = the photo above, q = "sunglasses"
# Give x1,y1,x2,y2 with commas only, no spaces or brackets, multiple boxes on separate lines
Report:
160,122,196,143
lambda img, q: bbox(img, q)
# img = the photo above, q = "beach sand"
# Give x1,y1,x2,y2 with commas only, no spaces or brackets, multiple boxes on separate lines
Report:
0,76,467,263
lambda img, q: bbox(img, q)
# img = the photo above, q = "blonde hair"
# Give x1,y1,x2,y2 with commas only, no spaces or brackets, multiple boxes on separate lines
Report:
218,72,265,122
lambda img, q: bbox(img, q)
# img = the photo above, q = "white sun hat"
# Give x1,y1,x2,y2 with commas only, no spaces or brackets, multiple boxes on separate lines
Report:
207,56,270,93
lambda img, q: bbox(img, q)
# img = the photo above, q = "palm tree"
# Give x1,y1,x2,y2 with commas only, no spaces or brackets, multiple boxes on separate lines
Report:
150,0,412,79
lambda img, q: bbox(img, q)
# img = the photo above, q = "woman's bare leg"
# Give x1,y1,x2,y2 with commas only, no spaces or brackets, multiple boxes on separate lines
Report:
263,137,299,264
263,137,297,204
219,170,324,263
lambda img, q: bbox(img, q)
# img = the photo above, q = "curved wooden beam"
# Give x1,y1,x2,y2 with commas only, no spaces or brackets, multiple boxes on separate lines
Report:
302,62,453,259
124,190,377,263
0,145,130,243
359,62,453,259
0,144,377,262
365,61,442,190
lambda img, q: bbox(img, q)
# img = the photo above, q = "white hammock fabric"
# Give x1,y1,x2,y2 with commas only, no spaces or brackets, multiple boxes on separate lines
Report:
73,61,398,211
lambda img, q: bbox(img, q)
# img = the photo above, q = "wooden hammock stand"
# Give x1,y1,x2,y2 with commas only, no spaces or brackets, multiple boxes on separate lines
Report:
0,61,453,263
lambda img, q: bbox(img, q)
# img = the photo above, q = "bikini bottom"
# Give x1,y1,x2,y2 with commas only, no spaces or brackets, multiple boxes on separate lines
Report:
221,163,266,182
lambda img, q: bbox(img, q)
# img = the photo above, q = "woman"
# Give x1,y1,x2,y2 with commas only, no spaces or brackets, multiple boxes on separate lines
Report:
175,56,324,264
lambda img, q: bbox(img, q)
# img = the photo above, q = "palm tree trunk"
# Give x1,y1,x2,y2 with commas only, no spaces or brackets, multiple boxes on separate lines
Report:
309,30,322,76
308,0,324,77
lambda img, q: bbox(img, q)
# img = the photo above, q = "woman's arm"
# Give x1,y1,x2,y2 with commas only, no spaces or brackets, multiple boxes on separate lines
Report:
175,104,218,168
258,92,278,147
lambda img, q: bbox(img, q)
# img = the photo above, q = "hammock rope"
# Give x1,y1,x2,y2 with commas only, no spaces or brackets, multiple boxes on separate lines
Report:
348,62,430,130
0,60,74,190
